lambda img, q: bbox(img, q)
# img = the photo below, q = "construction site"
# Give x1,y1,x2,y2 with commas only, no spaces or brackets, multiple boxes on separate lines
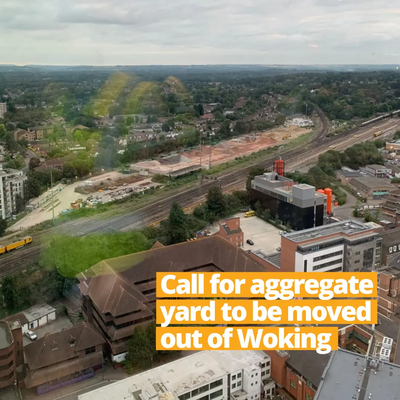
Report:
131,125,310,176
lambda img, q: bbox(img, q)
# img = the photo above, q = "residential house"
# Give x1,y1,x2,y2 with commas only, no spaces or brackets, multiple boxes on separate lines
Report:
216,217,244,247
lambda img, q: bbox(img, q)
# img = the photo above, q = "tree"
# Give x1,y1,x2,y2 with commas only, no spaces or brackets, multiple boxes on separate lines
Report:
29,157,41,171
126,116,134,125
62,163,77,179
162,123,170,132
0,218,7,237
126,325,156,369
206,186,226,220
25,177,41,200
246,167,266,192
1,276,16,311
167,203,190,244
0,124,5,139
15,194,26,213
198,104,204,116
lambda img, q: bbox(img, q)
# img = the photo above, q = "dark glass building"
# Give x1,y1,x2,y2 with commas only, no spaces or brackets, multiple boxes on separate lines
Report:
250,172,326,231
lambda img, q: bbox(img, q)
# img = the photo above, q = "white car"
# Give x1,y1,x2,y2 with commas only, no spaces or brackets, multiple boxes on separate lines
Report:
25,330,38,341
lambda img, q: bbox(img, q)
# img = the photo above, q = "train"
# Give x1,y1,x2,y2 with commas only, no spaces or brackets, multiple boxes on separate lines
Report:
360,110,400,127
0,236,33,255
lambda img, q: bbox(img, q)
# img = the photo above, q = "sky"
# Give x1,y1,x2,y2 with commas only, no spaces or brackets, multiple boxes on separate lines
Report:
1,0,400,66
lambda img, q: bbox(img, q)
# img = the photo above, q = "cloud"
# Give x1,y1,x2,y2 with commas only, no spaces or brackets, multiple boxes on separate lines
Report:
0,0,399,64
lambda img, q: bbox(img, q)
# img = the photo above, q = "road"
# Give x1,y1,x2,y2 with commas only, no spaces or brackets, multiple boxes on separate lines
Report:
2,112,400,275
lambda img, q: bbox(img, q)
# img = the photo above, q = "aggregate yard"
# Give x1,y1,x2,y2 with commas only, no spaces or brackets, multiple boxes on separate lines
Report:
132,126,311,175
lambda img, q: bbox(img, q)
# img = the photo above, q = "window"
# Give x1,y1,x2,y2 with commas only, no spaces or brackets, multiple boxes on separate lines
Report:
210,379,223,389
198,396,209,400
237,381,241,386
312,258,343,271
355,251,360,256
251,383,253,386
355,260,360,264
179,393,191,400
290,381,296,389
261,371,266,376
266,369,270,375
210,390,223,400
251,375,253,378
237,373,241,379
261,363,265,368
85,346,96,355
232,384,236,389
255,373,258,376
232,375,236,380
304,259,308,273
313,250,343,262
266,361,270,367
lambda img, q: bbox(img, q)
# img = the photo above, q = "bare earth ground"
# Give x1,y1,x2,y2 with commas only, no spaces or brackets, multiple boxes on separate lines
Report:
132,126,311,174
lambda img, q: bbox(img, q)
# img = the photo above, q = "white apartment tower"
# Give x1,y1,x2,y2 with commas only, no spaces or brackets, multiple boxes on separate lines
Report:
0,103,6,119
0,164,26,219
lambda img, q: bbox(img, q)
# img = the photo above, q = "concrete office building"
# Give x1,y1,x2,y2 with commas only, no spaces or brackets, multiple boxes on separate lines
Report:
251,220,382,273
365,164,392,178
0,103,6,119
0,164,26,219
78,351,275,400
250,172,327,231
315,349,400,399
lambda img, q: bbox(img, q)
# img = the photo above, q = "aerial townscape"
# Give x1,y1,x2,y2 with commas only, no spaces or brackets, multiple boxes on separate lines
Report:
2,1,400,400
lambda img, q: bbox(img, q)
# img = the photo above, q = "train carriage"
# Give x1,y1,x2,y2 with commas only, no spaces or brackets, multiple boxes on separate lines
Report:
0,236,32,254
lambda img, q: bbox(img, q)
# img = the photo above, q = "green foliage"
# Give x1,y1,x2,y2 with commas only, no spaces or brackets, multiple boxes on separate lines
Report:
246,167,266,191
39,231,150,278
394,131,400,140
206,186,227,222
4,154,25,169
126,323,156,370
167,203,190,244
0,267,65,314
392,177,400,184
29,157,41,170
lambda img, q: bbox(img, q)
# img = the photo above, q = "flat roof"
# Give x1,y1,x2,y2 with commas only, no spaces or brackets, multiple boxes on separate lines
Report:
78,350,269,400
379,227,400,246
283,220,374,243
23,304,56,323
367,164,389,170
350,176,395,190
315,349,400,400
0,321,13,350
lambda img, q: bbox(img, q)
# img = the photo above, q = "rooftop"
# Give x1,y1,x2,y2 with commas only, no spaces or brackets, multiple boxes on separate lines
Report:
367,164,389,170
286,350,331,388
78,350,269,400
283,220,374,243
0,321,13,350
315,349,400,400
336,169,361,177
4,303,56,326
379,227,400,246
251,250,281,269
350,176,395,190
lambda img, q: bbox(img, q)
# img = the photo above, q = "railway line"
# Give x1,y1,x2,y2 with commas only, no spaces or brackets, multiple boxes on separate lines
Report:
1,110,400,275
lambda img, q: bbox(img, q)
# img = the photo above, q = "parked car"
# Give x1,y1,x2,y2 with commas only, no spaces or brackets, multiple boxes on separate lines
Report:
25,330,37,341
247,239,254,246
276,247,281,252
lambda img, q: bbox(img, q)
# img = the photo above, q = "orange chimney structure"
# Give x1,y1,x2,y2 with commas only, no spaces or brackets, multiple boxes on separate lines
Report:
317,189,325,195
324,188,333,214
274,158,285,177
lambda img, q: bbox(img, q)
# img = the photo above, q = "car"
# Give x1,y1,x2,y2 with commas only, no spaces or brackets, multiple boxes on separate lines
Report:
279,231,283,235
25,330,37,341
276,247,281,252
246,239,254,246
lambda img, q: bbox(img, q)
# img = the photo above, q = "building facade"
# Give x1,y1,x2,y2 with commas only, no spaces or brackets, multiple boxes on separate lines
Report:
250,172,327,231
349,176,396,200
365,164,392,178
0,103,6,119
217,217,244,247
0,320,23,390
0,165,26,219
251,220,382,273
78,351,275,400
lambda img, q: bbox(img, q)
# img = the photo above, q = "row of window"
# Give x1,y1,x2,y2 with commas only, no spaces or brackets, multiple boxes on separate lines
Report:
312,258,342,271
313,250,343,263
231,381,242,389
261,361,270,368
178,379,223,400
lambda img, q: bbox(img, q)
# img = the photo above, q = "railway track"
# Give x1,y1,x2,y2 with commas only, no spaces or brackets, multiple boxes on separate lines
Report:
1,111,400,275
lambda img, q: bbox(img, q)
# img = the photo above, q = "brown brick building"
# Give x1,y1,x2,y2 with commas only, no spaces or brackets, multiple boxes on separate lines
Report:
0,320,23,390
78,236,265,362
217,217,244,247
22,322,105,395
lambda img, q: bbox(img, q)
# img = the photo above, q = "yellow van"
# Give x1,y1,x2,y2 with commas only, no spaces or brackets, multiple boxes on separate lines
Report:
244,211,255,218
